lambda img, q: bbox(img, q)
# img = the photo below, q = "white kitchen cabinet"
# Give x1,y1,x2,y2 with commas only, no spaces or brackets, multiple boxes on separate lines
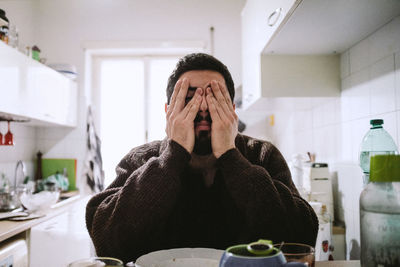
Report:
29,198,93,267
242,0,400,108
0,42,77,127
241,0,299,109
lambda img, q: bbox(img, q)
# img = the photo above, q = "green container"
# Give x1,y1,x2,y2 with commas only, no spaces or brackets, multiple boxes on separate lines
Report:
32,50,40,61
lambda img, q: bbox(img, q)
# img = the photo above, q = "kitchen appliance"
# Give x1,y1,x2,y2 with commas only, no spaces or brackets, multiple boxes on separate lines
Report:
309,202,333,261
0,237,28,267
305,163,334,221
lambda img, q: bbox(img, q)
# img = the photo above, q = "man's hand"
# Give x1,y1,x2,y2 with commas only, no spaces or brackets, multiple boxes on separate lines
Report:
166,78,202,153
206,80,238,158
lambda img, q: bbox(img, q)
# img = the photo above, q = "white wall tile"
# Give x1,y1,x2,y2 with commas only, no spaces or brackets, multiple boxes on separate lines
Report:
349,69,370,120
341,76,353,123
37,139,67,158
239,110,271,141
369,17,400,64
370,55,396,115
325,99,338,126
312,98,338,128
349,38,370,74
314,125,338,163
341,51,350,78
395,52,400,110
312,105,325,128
310,97,332,109
334,98,342,124
379,112,399,149
397,111,400,148
352,118,371,164
292,130,313,156
291,110,313,132
340,121,353,162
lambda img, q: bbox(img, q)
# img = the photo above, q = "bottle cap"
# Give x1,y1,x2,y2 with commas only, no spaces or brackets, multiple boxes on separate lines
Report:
370,119,383,128
370,155,400,182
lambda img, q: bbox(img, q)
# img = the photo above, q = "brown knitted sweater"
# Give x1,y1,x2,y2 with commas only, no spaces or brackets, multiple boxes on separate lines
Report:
86,134,318,263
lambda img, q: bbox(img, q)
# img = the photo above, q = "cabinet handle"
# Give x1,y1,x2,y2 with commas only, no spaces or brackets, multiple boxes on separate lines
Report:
268,7,282,27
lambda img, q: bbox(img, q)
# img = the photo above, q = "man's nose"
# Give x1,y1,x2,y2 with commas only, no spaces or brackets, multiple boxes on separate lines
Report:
199,93,208,113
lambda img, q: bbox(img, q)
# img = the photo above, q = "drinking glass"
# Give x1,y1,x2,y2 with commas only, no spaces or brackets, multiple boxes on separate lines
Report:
275,243,315,267
68,257,123,267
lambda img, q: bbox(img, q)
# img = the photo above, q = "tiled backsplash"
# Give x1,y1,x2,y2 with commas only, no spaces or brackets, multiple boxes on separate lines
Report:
239,16,400,260
0,96,87,190
0,123,36,184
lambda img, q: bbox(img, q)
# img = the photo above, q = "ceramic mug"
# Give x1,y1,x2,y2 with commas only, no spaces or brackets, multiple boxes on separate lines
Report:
219,240,307,267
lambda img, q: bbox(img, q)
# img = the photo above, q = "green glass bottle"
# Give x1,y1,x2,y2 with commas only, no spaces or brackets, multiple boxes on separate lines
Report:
360,155,400,266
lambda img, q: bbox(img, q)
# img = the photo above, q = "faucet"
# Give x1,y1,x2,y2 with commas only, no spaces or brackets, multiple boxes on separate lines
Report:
14,160,26,190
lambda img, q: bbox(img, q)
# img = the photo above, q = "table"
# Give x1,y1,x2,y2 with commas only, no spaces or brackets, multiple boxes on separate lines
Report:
316,261,360,267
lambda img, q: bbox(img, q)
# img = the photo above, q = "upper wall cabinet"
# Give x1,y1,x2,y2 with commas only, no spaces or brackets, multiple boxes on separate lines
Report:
0,42,77,127
241,0,299,109
242,0,400,109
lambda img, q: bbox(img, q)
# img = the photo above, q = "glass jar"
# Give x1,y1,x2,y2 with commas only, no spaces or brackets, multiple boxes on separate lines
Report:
360,155,400,266
0,9,9,44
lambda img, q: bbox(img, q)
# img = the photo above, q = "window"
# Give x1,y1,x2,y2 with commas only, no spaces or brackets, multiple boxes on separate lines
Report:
94,56,180,186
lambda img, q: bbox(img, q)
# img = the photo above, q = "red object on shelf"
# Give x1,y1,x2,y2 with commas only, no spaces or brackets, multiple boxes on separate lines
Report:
4,121,13,145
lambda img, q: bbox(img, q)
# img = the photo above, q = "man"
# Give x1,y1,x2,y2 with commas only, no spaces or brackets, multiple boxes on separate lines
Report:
86,53,318,263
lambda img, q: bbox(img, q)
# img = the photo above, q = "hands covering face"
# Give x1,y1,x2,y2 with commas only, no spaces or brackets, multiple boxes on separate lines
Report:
166,78,238,158
165,78,202,154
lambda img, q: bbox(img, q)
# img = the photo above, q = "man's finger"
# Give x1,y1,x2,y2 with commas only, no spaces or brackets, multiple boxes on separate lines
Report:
210,80,226,103
168,79,182,113
210,80,232,117
185,88,202,121
174,78,189,111
206,87,221,122
218,81,234,112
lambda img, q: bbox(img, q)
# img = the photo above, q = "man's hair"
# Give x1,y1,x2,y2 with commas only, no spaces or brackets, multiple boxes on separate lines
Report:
166,53,235,104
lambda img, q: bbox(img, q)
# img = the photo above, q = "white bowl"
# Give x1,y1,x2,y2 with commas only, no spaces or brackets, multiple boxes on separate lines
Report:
19,191,60,212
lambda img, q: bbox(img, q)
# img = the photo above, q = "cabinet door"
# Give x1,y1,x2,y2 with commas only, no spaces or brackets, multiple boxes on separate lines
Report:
29,211,92,267
241,0,297,108
0,42,77,127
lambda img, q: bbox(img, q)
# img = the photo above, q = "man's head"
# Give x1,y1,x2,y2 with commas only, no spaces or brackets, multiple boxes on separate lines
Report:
166,53,235,104
166,53,235,156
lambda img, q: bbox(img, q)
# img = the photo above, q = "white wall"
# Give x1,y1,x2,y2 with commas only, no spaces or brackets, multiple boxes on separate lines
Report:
0,0,245,188
240,16,400,260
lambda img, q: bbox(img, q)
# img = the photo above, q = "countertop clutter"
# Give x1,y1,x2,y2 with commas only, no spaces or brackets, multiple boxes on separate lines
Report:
0,194,82,243
0,195,93,267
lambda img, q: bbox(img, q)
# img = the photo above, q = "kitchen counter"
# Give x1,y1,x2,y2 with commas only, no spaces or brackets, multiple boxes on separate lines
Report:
0,194,85,243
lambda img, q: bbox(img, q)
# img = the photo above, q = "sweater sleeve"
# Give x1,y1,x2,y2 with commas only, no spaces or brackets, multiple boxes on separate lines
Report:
85,140,191,263
216,143,318,247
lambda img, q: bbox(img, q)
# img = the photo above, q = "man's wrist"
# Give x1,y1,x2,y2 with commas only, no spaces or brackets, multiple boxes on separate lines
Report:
214,145,235,159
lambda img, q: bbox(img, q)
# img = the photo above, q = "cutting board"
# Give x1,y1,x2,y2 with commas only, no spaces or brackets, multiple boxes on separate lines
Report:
41,158,77,191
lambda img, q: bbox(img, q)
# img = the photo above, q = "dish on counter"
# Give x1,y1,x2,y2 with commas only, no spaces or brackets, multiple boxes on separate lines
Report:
135,248,224,267
19,190,60,212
